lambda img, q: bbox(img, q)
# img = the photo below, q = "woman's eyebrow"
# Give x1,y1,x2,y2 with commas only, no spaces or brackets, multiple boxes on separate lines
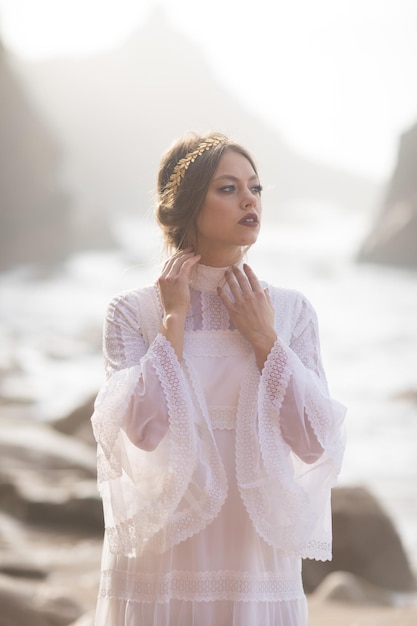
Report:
212,174,259,182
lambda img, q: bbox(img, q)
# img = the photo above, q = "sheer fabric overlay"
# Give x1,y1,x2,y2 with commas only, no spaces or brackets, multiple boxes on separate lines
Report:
91,263,346,625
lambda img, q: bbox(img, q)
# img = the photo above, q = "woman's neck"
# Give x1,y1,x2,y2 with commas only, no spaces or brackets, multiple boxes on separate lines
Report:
198,246,243,268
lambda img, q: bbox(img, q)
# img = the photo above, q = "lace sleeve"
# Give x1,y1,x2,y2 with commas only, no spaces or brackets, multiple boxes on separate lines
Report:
244,290,346,560
259,293,345,465
91,291,172,454
91,289,227,557
103,291,148,377
287,295,346,464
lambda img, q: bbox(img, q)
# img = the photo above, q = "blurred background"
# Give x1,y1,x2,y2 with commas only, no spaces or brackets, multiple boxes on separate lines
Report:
0,0,416,619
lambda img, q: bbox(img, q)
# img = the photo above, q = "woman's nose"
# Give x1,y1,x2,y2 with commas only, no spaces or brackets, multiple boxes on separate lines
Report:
241,190,257,208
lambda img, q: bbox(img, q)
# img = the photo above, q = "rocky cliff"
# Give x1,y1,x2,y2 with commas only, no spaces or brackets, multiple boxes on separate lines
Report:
0,39,72,269
357,120,417,269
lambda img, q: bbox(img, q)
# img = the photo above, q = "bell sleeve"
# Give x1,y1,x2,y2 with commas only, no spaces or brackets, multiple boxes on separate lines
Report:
91,289,227,557
236,290,346,561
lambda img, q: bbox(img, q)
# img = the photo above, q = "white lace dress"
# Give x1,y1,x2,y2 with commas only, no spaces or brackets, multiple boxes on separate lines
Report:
91,263,346,626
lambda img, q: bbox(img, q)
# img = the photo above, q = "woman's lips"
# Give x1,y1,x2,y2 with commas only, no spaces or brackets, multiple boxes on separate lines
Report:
238,213,259,227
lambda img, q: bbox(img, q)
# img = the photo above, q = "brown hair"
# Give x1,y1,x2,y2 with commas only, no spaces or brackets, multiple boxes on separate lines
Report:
155,131,258,253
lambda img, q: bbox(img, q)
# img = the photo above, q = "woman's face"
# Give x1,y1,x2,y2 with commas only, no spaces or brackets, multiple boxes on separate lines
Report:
195,149,262,265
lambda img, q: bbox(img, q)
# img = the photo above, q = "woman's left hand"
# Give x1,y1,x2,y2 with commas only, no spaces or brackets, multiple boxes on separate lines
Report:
217,264,277,369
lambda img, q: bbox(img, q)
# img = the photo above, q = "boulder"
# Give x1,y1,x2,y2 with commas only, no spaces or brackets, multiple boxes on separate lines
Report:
303,486,416,593
52,394,97,447
0,421,97,476
12,478,102,532
0,39,73,270
0,509,101,619
0,421,102,532
310,571,396,606
358,120,417,269
393,388,417,404
0,573,83,626
68,611,95,626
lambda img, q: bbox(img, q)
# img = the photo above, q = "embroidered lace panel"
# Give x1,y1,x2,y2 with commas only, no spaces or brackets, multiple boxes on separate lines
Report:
99,569,304,603
208,406,236,430
184,330,251,357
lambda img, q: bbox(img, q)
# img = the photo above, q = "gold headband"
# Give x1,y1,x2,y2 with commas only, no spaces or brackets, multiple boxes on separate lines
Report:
162,137,228,199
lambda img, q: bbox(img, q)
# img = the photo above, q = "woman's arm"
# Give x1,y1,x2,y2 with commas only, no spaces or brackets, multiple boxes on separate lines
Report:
102,248,201,451
260,293,344,464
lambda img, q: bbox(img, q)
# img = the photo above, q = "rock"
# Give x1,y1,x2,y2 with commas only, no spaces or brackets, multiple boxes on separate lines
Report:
0,421,103,532
0,573,83,626
0,472,102,533
311,571,396,606
303,486,416,593
0,561,48,580
0,419,102,623
68,611,95,626
52,395,97,446
21,479,102,532
0,513,49,582
0,39,73,271
0,509,101,619
358,120,417,269
0,421,97,476
392,388,417,404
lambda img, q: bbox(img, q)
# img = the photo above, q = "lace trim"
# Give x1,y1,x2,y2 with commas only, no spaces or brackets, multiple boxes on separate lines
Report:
236,346,316,555
201,291,231,330
184,330,251,357
304,383,346,470
261,340,291,410
139,336,228,555
208,406,236,430
92,364,144,482
102,335,199,555
99,569,304,602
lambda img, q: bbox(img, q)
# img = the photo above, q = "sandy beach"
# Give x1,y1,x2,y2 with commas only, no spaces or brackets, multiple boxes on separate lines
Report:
308,601,417,626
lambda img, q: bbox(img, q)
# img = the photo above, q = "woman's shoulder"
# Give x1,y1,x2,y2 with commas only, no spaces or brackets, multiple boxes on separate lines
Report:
262,282,311,308
261,282,317,332
105,283,159,320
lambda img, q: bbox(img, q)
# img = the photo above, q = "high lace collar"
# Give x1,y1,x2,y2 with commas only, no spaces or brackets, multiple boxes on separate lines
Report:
191,262,244,293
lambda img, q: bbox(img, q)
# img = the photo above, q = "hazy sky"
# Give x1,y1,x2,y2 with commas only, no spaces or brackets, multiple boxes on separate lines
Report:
1,0,417,181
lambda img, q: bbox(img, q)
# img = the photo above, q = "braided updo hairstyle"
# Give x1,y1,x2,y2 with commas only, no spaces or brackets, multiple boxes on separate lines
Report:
155,132,258,254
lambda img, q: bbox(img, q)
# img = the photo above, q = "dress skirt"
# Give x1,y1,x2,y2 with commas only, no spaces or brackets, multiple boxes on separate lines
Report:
95,430,308,626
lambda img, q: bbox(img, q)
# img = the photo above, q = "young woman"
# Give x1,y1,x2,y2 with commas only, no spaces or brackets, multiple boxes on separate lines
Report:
91,132,346,625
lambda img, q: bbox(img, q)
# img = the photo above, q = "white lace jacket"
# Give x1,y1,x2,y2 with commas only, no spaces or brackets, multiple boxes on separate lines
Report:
91,267,346,562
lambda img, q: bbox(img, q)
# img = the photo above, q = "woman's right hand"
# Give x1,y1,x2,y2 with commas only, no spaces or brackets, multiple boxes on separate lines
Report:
157,247,201,317
158,248,200,361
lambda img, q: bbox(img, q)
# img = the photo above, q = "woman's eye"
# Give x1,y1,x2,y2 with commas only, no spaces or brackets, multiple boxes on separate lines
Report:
251,185,263,195
219,185,235,193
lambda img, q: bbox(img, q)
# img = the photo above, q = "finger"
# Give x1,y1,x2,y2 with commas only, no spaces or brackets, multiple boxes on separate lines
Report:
224,268,244,301
217,284,233,310
179,253,201,277
163,250,196,277
231,265,252,294
243,263,262,292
